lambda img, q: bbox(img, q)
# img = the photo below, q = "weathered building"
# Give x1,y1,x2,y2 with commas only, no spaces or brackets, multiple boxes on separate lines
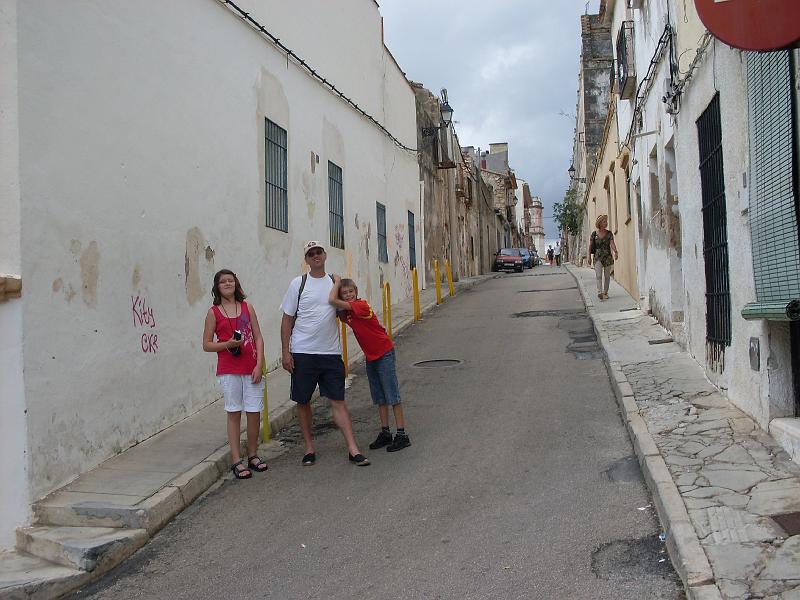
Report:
0,0,419,548
570,6,614,264
479,144,519,248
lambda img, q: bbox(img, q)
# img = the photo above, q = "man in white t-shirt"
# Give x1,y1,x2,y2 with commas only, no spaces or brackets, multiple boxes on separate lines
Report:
280,241,369,467
554,241,562,266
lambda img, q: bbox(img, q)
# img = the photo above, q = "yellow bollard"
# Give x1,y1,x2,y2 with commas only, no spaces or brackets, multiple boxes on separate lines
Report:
445,260,455,297
412,268,421,321
434,260,442,305
341,320,349,378
382,282,387,328
261,366,270,443
384,282,392,339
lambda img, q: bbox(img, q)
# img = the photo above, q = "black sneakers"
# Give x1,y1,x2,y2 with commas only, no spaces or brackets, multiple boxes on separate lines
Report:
386,433,411,453
369,430,393,450
348,453,371,466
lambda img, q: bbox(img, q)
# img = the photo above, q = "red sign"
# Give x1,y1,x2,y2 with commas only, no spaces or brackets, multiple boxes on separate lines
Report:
694,0,800,51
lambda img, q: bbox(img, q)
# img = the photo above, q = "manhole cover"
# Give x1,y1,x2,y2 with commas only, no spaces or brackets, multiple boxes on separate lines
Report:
772,512,800,536
413,359,462,368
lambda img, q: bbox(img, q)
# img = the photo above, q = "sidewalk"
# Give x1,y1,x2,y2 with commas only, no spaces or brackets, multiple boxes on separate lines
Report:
0,273,493,600
567,264,800,600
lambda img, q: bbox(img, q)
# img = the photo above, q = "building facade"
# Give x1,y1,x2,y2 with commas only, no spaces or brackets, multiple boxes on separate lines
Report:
0,0,420,549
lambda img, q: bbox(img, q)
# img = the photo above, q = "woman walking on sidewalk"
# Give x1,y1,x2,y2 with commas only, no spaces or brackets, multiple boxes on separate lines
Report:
588,214,618,300
202,269,268,480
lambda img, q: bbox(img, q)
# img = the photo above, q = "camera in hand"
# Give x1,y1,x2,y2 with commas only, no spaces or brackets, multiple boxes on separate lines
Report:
229,330,242,356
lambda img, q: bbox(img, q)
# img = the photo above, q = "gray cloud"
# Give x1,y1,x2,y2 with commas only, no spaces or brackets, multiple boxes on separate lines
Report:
379,0,599,239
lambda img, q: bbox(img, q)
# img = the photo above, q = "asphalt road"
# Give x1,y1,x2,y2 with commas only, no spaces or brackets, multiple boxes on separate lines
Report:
69,267,684,600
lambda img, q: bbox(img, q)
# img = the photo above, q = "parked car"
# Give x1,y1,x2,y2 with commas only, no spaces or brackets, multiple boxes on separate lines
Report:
518,248,534,269
493,248,525,272
531,250,542,266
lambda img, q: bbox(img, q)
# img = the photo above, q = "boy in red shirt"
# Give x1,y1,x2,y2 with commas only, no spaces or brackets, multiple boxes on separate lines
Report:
329,277,410,452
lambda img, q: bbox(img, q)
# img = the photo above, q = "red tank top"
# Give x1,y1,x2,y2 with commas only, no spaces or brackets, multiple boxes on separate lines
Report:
212,301,258,376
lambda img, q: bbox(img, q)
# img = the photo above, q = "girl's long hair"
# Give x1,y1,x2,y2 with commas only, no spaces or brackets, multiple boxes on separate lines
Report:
212,269,247,305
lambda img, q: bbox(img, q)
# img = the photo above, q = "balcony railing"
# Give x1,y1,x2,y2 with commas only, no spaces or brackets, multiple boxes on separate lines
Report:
616,21,636,100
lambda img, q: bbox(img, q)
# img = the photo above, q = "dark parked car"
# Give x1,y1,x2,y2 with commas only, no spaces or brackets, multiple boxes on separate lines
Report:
493,248,525,272
518,248,533,269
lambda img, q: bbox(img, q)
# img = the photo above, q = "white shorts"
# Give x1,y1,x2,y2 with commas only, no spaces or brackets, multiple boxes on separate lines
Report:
217,374,265,413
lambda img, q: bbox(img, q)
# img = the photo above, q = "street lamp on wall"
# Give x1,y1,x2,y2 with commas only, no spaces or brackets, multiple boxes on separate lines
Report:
421,89,454,137
568,164,586,184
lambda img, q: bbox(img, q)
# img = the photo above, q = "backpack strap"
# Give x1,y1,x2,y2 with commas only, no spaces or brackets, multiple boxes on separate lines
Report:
294,274,308,318
294,273,336,317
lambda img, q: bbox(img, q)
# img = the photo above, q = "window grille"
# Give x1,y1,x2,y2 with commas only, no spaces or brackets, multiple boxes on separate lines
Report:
377,202,388,263
265,119,288,232
408,211,416,269
697,94,731,346
328,162,344,249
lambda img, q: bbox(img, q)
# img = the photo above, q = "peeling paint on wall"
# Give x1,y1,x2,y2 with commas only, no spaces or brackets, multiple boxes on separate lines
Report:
185,227,206,306
79,241,100,308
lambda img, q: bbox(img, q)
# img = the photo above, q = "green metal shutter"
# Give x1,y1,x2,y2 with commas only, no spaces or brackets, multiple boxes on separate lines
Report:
744,51,800,320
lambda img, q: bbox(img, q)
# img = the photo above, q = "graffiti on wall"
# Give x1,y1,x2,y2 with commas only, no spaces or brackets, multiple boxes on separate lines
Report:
393,224,412,296
132,294,159,353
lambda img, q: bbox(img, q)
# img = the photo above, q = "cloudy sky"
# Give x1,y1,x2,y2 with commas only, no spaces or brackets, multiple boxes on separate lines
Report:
378,0,600,240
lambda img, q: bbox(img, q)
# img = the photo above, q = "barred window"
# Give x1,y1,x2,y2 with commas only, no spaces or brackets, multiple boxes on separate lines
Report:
328,162,344,249
377,202,388,263
265,119,288,231
408,211,416,269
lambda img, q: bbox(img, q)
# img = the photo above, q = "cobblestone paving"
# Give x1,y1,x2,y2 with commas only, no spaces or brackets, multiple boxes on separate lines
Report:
618,349,800,599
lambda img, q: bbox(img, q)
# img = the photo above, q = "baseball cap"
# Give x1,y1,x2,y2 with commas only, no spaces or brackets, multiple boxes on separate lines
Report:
303,240,325,255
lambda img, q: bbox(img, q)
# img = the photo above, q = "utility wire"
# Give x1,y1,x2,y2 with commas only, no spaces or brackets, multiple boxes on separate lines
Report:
623,24,673,147
216,0,418,154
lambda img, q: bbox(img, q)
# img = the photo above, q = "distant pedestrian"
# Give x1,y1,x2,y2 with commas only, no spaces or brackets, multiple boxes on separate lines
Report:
329,276,411,453
202,269,267,480
589,215,619,300
554,241,562,266
280,241,369,467
547,245,554,265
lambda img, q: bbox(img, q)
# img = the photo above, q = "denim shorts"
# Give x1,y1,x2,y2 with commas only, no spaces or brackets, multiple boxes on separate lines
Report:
365,348,401,406
290,353,345,404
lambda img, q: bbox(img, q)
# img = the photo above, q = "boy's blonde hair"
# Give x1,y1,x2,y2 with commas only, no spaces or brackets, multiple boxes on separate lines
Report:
339,278,358,297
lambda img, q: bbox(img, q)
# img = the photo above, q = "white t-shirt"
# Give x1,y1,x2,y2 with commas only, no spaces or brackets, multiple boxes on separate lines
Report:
281,273,341,355
554,245,561,256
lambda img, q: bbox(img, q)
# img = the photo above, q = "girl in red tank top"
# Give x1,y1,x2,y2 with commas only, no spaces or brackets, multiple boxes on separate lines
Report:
202,269,267,479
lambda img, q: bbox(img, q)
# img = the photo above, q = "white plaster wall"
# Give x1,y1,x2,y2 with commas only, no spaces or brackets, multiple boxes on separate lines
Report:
674,41,772,426
0,0,30,550
16,0,418,507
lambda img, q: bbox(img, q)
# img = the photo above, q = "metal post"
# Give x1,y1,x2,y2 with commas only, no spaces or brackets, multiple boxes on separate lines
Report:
412,268,421,321
385,282,392,339
445,260,455,297
434,260,442,305
261,367,270,443
341,320,349,377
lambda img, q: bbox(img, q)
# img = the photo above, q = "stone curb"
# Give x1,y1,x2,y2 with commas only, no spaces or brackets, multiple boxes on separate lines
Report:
9,275,492,600
565,265,717,597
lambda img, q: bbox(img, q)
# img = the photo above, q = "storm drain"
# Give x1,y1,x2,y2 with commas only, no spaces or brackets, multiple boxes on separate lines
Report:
518,287,577,293
772,512,800,536
413,359,462,368
512,309,585,318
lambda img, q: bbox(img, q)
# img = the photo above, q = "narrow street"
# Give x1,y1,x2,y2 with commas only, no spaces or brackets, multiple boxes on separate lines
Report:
69,268,683,600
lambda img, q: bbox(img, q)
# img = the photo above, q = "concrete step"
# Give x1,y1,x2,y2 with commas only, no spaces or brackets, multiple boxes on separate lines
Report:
16,526,147,573
770,417,800,466
0,549,89,600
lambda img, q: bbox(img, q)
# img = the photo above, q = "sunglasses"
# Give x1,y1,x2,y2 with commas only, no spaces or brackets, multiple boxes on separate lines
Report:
306,249,325,257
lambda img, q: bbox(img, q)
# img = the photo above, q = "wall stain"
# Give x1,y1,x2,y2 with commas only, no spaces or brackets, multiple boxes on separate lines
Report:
65,284,76,302
70,239,82,255
79,241,100,308
185,227,206,306
204,245,215,262
52,278,62,293
132,265,141,289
